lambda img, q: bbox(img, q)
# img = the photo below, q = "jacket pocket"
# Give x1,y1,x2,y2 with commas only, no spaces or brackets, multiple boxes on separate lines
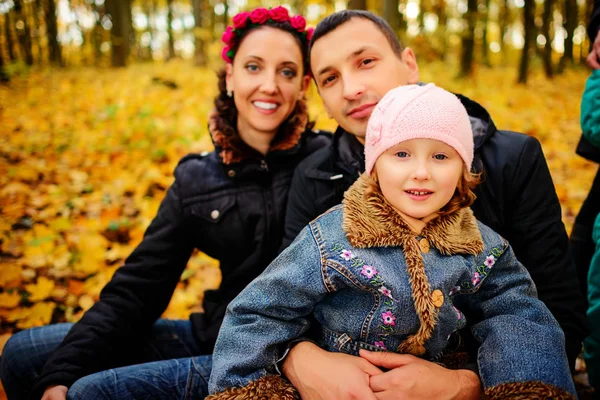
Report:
188,194,236,224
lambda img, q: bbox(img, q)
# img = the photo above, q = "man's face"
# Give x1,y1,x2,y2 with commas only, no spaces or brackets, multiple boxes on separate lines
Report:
310,18,420,138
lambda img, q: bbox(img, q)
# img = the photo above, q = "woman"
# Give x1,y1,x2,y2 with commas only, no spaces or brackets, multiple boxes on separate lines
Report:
0,7,328,400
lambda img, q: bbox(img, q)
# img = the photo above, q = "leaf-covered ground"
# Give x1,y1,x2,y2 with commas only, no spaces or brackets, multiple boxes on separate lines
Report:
0,61,596,396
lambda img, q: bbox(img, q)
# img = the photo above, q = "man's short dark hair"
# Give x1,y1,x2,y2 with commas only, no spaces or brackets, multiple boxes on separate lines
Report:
309,10,404,69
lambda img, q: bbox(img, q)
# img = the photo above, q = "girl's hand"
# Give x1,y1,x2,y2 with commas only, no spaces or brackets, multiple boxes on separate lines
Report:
283,341,382,400
41,385,68,400
360,350,482,400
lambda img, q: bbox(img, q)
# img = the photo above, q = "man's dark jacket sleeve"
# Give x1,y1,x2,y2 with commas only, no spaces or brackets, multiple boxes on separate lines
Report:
30,176,195,399
475,132,587,369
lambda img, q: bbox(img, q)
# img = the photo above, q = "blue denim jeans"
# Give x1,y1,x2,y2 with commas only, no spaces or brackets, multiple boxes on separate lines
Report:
0,319,212,400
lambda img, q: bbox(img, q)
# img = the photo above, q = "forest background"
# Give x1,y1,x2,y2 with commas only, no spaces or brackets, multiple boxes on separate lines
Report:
0,0,598,397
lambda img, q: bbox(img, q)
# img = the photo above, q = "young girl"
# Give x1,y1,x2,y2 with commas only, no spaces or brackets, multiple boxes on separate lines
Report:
0,7,328,400
207,83,576,399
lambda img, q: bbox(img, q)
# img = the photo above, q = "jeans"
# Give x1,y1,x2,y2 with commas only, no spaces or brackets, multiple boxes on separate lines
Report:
0,319,212,400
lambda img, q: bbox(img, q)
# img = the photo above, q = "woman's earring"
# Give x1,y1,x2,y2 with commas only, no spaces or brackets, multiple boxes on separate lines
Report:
227,90,233,98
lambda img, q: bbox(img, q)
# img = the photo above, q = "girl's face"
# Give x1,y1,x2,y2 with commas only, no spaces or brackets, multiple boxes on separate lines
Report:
374,139,464,219
226,27,310,149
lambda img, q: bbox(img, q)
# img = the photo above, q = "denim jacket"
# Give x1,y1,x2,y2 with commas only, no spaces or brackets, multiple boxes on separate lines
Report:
208,174,576,399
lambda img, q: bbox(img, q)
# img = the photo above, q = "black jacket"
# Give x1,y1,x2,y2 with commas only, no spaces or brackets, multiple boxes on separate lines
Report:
31,127,331,398
282,94,587,370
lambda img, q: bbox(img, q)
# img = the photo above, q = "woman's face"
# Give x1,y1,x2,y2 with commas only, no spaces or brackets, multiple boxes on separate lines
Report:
226,27,310,148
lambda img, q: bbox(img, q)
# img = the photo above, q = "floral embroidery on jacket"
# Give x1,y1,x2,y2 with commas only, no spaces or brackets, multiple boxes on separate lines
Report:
451,246,504,293
332,243,396,347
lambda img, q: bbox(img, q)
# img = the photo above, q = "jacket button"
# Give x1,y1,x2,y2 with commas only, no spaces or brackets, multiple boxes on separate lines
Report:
432,289,444,308
228,170,236,177
211,210,220,220
419,238,430,253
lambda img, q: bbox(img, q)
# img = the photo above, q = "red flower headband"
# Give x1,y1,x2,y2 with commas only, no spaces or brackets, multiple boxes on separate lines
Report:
221,6,314,64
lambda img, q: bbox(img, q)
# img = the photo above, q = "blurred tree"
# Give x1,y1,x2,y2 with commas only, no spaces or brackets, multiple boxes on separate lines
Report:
13,0,34,65
105,0,132,66
192,0,207,66
383,0,402,33
4,10,16,62
542,0,554,77
481,0,491,66
518,0,535,83
433,0,448,60
167,0,176,59
44,0,63,66
558,0,577,71
348,0,367,9
0,46,8,82
223,0,229,26
459,0,477,77
499,0,509,54
91,1,104,65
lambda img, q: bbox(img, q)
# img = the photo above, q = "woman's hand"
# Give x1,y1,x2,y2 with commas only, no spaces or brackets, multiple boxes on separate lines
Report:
41,385,68,400
360,350,482,400
283,341,382,400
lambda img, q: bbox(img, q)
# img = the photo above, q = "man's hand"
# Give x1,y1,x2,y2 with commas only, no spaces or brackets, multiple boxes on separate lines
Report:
360,350,482,400
588,31,600,69
41,385,68,400
283,342,382,400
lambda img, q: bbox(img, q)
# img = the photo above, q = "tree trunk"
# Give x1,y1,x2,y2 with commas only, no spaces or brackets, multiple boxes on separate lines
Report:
13,0,34,65
223,0,229,26
91,2,103,65
45,0,63,66
5,11,16,62
383,0,402,32
105,0,132,67
558,0,577,72
481,0,491,66
541,0,554,78
458,0,477,77
433,0,448,60
518,0,535,83
0,48,9,83
348,0,367,9
167,0,176,59
192,0,206,66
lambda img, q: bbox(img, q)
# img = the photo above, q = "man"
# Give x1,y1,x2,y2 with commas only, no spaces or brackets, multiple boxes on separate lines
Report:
280,10,587,400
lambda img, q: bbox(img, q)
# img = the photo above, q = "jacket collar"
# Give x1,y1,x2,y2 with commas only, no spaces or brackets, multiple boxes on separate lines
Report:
342,174,484,255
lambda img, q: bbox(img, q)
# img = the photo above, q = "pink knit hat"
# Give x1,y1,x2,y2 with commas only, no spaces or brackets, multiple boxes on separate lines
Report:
364,83,473,175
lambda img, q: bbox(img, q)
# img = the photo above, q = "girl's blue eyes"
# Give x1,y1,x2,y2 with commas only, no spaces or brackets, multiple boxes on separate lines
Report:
394,152,448,160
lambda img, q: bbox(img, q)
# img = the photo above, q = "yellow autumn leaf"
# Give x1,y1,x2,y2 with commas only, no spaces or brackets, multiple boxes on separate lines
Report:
25,277,56,302
0,262,22,288
6,302,57,329
72,233,108,275
0,292,21,309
